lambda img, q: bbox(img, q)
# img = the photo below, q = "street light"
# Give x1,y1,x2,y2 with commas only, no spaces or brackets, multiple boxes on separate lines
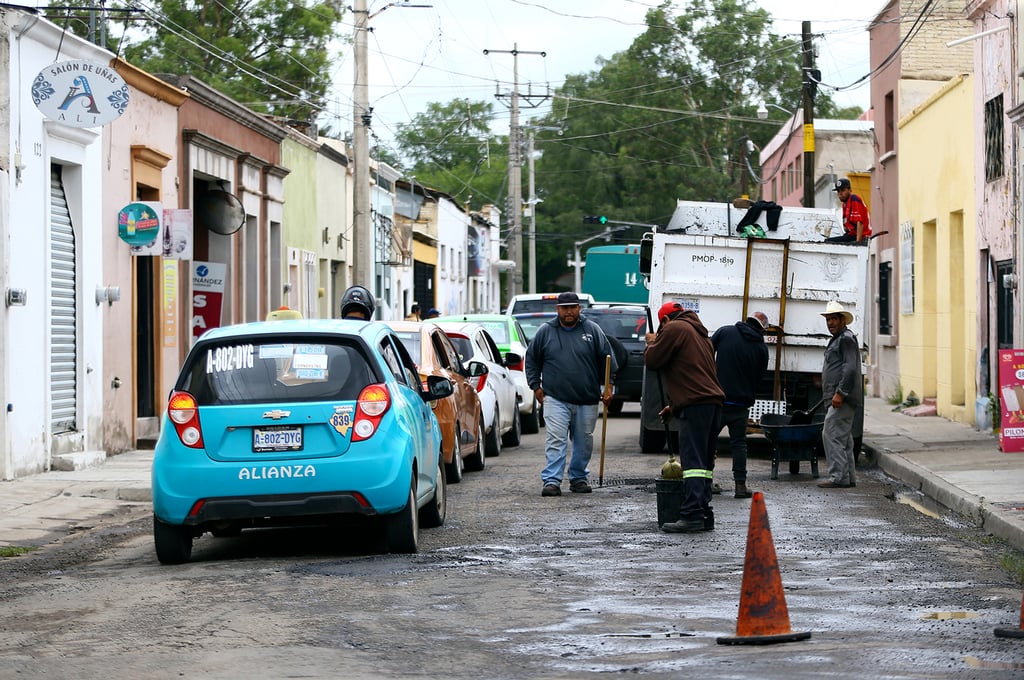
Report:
757,102,794,120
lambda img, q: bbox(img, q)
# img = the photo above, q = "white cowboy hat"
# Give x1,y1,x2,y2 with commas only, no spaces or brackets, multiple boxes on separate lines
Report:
821,300,853,324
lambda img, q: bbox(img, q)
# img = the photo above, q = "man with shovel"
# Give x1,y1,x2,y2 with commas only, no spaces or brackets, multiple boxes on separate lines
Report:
645,302,724,533
711,312,770,499
818,301,862,489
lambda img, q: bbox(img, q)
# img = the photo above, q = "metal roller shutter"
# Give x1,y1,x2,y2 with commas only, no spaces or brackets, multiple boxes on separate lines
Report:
50,166,77,433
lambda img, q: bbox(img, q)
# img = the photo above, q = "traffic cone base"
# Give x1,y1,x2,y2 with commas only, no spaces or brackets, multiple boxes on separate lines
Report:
716,492,811,646
994,592,1024,639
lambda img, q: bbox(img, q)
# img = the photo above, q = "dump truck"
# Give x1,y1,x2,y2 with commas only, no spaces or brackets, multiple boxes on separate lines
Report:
638,199,870,452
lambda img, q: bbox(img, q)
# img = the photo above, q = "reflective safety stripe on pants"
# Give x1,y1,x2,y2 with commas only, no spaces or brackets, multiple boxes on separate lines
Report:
683,468,714,479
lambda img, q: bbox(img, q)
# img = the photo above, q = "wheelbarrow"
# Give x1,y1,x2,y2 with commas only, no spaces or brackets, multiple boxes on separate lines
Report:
759,412,825,480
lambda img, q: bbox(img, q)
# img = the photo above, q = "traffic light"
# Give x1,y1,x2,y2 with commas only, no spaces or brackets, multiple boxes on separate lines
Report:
583,215,609,225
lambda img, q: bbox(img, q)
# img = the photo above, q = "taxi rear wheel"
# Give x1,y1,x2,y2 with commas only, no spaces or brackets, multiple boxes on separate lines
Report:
502,406,521,447
445,435,463,484
464,416,486,472
153,516,193,565
419,455,446,528
485,408,501,457
386,484,419,554
521,397,540,434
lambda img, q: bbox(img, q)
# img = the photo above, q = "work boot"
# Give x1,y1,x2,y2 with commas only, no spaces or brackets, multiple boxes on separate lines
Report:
660,518,705,533
712,483,723,495
734,481,753,499
541,484,561,497
569,479,593,493
703,511,715,531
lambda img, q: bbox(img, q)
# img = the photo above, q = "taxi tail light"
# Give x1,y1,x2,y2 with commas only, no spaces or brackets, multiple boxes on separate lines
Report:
353,383,390,442
507,356,525,372
168,391,205,449
475,373,488,393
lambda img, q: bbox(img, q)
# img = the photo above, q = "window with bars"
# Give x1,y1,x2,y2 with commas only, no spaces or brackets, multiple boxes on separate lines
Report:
985,95,1004,182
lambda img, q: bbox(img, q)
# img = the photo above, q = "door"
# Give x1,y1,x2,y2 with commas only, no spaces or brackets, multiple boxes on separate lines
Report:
49,166,77,434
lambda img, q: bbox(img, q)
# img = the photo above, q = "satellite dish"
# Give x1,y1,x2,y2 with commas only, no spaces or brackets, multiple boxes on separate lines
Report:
196,189,245,235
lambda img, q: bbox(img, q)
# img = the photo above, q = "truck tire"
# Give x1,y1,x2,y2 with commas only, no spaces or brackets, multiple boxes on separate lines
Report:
640,426,666,453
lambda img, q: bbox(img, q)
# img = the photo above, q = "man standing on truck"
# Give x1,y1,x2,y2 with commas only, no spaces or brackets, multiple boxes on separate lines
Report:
645,302,724,532
818,301,862,488
711,312,770,499
825,177,871,243
526,292,616,497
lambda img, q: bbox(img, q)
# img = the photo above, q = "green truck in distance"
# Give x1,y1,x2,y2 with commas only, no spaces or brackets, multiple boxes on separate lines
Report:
581,244,647,304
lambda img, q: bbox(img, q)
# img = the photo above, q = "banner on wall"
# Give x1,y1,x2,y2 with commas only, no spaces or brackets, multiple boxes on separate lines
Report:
192,262,227,341
998,349,1024,453
162,208,193,260
119,201,162,253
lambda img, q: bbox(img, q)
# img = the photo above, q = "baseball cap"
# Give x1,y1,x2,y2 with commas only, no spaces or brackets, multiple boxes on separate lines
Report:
657,301,683,323
556,292,581,306
832,178,851,191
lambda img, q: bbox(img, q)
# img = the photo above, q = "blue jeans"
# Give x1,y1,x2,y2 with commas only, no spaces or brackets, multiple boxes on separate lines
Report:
541,396,598,486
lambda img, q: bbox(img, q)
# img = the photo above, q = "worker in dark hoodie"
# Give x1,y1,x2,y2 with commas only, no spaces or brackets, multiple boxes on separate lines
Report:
645,302,725,533
711,312,770,499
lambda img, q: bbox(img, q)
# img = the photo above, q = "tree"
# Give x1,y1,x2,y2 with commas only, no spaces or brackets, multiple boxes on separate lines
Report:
44,1,344,124
392,99,510,209
523,0,841,289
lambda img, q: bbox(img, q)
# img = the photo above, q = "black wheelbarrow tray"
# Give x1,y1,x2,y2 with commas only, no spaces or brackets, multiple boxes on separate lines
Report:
759,413,825,480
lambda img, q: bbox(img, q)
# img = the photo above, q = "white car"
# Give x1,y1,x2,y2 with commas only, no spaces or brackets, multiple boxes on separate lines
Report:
434,321,522,456
505,292,595,316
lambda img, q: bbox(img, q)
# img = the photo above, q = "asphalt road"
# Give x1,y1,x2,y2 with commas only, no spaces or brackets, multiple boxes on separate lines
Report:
0,405,1021,679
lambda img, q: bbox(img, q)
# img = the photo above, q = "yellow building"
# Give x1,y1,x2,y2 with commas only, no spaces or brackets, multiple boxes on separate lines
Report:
897,74,977,425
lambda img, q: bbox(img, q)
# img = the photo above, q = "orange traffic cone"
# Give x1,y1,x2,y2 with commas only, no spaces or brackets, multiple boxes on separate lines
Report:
994,592,1024,639
717,492,812,645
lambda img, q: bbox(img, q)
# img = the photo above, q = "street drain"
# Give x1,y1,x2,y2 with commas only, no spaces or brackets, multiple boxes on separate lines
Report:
595,477,657,489
921,611,979,620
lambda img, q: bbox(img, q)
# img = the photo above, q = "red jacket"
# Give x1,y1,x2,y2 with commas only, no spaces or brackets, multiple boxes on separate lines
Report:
842,193,871,238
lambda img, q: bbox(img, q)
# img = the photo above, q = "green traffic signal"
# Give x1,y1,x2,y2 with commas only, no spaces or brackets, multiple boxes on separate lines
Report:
583,215,609,224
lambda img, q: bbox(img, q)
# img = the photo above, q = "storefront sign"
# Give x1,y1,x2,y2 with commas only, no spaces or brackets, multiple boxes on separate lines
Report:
118,201,162,249
193,262,227,341
32,60,129,128
163,259,178,348
998,349,1024,453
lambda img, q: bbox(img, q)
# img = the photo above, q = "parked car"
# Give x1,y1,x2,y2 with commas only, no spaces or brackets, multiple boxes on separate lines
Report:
513,311,556,344
583,305,648,414
151,319,453,564
434,321,522,455
387,321,487,484
505,292,594,316
434,313,540,435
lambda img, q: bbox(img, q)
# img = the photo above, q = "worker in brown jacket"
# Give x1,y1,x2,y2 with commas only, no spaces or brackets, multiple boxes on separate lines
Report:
645,302,725,533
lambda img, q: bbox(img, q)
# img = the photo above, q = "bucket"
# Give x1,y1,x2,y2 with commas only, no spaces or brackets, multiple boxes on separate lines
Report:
655,478,686,526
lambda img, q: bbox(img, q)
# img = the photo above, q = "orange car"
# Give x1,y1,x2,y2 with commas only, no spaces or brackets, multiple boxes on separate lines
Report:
387,321,486,484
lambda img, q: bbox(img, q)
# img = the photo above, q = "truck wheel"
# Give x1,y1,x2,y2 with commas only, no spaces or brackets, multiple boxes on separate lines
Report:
640,426,666,453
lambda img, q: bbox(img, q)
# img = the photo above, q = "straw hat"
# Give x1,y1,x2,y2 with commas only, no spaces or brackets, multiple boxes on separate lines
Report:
820,300,853,324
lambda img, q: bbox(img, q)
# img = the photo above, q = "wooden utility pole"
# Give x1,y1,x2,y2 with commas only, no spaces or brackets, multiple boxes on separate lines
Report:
802,21,815,208
485,45,547,299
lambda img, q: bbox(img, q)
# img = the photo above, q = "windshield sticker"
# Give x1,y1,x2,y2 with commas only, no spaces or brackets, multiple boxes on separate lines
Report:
207,345,255,373
291,354,328,370
330,405,354,437
295,344,326,354
294,369,326,380
258,344,293,359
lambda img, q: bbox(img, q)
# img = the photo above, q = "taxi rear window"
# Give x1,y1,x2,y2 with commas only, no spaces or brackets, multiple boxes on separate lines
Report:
179,337,378,405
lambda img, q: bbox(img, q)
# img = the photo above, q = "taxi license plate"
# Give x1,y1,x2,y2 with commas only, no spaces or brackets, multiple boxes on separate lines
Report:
253,426,303,452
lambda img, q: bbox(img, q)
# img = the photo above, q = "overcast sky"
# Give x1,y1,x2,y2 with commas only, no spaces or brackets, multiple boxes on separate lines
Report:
325,0,879,150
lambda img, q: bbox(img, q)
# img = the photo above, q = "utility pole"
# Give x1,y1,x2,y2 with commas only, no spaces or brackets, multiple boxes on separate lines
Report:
524,124,561,294
484,45,547,300
352,1,430,313
802,20,816,208
352,0,373,299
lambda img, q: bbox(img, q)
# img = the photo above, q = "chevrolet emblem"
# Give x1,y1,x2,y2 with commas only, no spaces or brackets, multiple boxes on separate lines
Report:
262,409,291,420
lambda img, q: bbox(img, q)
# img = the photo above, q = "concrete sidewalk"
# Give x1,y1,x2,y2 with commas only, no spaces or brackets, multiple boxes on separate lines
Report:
1,397,1023,552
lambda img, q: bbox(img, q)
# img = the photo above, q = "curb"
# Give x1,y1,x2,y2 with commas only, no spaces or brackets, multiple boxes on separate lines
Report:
866,442,1024,553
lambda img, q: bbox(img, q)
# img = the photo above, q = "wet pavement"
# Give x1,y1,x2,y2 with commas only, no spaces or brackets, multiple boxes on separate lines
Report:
1,397,1023,556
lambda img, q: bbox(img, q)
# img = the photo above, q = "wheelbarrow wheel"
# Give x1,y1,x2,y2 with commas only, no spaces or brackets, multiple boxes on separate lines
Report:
789,460,801,475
